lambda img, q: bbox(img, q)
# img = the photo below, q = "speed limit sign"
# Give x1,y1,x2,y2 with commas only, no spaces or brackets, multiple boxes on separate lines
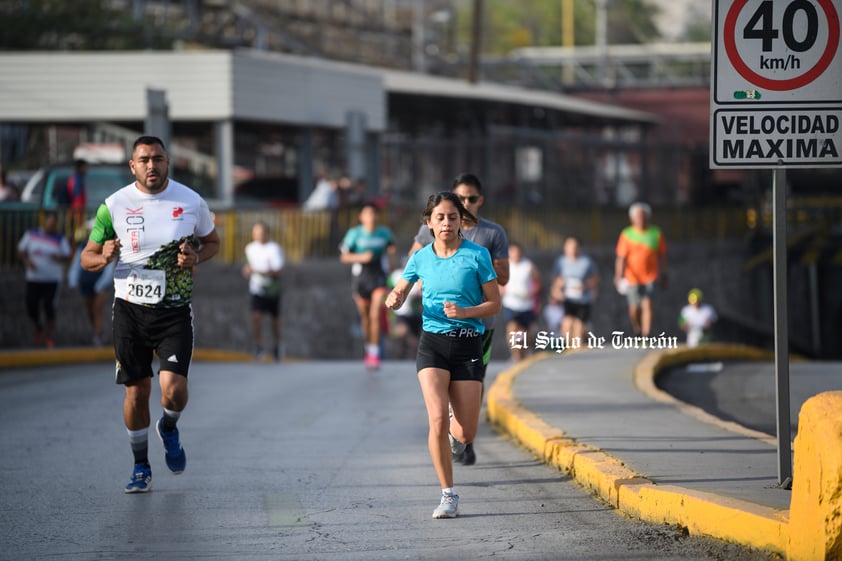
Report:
711,0,842,167
714,0,841,103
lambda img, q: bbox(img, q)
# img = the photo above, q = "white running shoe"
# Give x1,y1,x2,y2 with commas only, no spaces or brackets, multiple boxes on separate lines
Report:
432,492,459,519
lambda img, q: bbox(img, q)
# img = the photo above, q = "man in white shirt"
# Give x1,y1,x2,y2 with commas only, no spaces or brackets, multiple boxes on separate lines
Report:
243,221,285,361
81,135,220,494
679,288,717,348
17,210,72,348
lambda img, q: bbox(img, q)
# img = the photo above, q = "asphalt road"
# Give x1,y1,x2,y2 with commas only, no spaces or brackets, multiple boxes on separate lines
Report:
658,360,842,439
0,359,777,561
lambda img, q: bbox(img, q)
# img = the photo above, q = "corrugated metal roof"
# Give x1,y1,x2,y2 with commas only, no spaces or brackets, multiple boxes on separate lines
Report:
238,50,658,125
382,69,659,125
0,50,386,129
0,49,657,127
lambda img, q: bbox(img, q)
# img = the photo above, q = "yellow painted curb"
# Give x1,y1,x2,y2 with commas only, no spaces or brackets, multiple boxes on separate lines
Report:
194,348,255,362
0,348,254,369
486,348,790,556
0,348,116,368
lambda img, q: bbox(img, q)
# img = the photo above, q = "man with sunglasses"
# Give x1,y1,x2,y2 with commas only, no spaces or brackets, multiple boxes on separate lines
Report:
409,172,509,466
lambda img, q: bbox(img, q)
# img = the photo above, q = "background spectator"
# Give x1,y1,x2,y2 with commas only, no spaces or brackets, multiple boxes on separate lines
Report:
502,242,541,361
0,165,20,201
68,219,115,347
17,210,72,348
679,288,717,347
614,202,667,337
552,236,600,341
243,221,285,361
387,257,422,359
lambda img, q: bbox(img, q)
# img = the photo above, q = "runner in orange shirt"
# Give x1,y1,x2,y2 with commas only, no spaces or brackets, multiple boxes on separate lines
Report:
614,202,667,337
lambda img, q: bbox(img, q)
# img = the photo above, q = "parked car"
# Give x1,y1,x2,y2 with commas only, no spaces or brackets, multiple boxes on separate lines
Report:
21,163,134,211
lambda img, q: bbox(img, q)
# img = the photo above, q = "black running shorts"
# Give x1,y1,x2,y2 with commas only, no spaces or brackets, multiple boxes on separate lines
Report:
416,329,484,382
113,298,194,384
503,308,536,330
250,293,281,317
352,269,388,300
562,300,592,322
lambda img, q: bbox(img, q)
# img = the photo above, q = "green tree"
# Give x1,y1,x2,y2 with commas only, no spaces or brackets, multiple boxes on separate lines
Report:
455,0,662,55
605,0,662,44
0,0,169,50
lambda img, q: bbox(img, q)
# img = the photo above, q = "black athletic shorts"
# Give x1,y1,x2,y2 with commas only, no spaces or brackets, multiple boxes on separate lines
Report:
113,298,194,384
250,293,281,317
503,308,536,330
563,300,592,322
416,329,484,382
352,269,388,300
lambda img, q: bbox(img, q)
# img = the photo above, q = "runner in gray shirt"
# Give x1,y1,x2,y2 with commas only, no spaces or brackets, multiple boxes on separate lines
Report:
409,173,509,466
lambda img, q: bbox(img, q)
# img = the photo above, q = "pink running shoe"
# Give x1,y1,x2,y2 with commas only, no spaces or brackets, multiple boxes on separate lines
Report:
364,353,380,371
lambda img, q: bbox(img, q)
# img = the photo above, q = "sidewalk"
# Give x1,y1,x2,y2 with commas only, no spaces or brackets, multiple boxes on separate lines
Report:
487,346,793,556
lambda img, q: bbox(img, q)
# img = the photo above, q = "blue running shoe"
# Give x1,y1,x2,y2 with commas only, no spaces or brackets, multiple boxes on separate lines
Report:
124,463,152,493
156,418,186,474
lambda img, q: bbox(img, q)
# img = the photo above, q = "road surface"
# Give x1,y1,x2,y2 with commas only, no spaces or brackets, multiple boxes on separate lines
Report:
0,359,776,561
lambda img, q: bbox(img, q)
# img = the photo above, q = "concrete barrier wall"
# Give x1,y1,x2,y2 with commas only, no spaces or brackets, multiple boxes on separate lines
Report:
788,391,842,561
639,349,842,561
0,241,751,358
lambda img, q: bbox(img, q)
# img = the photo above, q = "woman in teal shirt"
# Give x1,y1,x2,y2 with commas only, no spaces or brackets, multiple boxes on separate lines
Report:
339,201,396,370
386,191,500,519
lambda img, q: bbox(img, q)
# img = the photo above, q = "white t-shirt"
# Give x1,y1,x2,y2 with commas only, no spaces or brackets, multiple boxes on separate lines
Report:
680,303,717,347
18,228,71,283
90,179,215,307
245,240,285,297
388,268,421,318
502,258,536,312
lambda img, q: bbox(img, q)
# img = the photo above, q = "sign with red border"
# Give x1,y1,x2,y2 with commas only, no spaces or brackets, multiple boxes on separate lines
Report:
711,0,842,167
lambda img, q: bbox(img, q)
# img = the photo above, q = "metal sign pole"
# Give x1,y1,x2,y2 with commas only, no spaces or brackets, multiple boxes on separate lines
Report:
710,0,842,489
772,168,793,488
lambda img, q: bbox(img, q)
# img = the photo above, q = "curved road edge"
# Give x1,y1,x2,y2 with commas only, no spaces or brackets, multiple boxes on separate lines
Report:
632,344,781,447
486,348,789,556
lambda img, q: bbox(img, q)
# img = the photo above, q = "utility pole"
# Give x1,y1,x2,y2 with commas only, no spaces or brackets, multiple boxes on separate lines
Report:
413,0,427,73
595,0,609,87
467,0,483,84
561,0,575,85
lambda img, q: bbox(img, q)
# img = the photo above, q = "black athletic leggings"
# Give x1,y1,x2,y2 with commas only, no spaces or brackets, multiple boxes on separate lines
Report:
25,281,59,326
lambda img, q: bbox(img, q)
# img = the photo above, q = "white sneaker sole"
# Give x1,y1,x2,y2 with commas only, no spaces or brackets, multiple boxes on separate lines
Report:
432,510,458,519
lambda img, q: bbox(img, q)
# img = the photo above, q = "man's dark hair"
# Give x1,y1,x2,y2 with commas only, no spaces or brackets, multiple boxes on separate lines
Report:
451,173,483,193
73,159,87,170
359,200,380,213
132,135,167,153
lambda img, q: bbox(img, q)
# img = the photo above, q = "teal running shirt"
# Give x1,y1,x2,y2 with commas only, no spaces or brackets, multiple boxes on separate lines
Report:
402,239,497,334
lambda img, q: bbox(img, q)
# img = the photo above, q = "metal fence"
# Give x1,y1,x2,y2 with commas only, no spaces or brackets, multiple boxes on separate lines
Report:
1,205,751,270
